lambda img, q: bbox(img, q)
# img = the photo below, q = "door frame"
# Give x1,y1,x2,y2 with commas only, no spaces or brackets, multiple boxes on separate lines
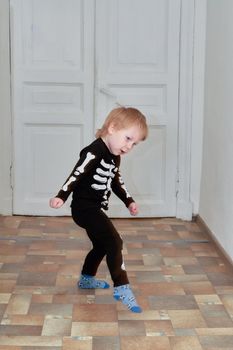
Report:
176,0,195,220
0,0,12,215
176,0,207,220
0,0,207,219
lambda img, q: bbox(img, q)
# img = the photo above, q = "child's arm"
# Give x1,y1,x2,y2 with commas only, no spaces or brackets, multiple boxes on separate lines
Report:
128,202,139,216
49,197,64,209
50,149,97,206
111,168,138,215
57,151,96,202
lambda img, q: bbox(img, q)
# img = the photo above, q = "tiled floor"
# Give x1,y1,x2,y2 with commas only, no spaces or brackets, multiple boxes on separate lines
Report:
0,216,233,349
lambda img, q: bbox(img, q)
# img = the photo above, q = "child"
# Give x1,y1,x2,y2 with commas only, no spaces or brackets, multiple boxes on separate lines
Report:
49,107,148,313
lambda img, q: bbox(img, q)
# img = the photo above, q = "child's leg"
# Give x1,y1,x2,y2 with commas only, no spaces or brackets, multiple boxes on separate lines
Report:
78,274,109,289
73,208,141,312
113,284,142,313
72,208,109,289
96,213,141,312
72,207,128,285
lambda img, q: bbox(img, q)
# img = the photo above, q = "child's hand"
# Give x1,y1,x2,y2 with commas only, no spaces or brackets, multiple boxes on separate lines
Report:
49,197,64,209
128,202,139,216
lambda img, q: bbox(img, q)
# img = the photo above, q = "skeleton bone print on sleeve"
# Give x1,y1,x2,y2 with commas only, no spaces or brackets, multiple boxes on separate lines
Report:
62,152,95,191
118,172,131,198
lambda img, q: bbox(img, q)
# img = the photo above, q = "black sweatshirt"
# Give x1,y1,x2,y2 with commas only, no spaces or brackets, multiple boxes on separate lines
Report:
56,138,134,211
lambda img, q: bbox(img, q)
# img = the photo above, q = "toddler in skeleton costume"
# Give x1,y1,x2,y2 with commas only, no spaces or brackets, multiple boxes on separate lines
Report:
50,107,148,313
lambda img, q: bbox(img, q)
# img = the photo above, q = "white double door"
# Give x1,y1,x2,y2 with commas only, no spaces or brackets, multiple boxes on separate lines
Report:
11,0,181,217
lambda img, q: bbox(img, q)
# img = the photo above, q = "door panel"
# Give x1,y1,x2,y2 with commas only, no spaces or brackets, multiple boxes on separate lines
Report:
11,0,95,215
95,0,180,217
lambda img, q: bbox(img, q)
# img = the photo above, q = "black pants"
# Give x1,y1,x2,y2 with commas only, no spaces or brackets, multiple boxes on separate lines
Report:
72,207,129,287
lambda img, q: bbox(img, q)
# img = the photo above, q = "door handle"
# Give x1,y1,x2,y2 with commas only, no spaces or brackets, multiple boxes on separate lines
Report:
98,86,122,106
99,87,116,99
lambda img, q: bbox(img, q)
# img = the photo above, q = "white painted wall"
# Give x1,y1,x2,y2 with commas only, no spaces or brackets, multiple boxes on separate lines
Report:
199,0,233,259
0,0,12,214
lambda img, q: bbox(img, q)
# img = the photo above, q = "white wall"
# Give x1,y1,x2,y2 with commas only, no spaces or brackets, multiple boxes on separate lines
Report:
199,0,233,259
0,0,12,214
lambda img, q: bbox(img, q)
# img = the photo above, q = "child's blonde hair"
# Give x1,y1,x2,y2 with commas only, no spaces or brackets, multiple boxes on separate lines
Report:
95,107,148,140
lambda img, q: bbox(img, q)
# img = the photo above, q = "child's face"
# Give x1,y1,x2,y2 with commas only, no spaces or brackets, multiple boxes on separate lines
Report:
104,124,143,156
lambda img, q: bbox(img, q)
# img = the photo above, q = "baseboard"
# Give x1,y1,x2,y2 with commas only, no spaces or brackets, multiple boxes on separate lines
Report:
195,215,233,267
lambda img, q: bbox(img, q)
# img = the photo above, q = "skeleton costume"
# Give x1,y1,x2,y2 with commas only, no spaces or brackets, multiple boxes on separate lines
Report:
56,138,134,286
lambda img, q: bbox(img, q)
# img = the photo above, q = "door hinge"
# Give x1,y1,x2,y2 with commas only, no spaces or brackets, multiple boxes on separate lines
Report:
10,164,13,191
175,172,179,197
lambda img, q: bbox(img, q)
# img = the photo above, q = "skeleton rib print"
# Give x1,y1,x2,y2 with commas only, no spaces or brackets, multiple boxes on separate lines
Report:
92,159,117,207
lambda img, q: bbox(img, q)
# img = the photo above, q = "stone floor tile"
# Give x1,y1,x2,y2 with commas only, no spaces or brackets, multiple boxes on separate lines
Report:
220,295,233,318
92,336,120,350
199,304,233,327
120,336,171,350
0,293,11,304
71,322,118,336
182,281,216,295
0,336,62,346
195,294,222,305
41,315,72,336
178,230,209,241
0,347,22,350
207,272,233,286
168,310,207,328
118,320,146,336
161,265,185,275
29,303,73,317
0,304,7,320
182,265,205,274
6,294,32,315
136,271,165,282
17,272,57,286
199,335,233,348
31,294,53,303
73,304,117,322
160,247,194,257
169,336,203,350
62,336,92,350
147,232,180,241
144,320,174,336
163,257,199,266
196,328,233,336
149,295,198,310
22,347,61,350
139,282,185,296
174,328,196,336
0,325,42,336
1,314,44,326
142,254,163,266
118,310,162,321
215,286,233,295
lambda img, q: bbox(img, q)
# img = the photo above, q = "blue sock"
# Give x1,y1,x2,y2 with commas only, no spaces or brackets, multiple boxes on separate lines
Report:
78,274,110,289
113,284,142,313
